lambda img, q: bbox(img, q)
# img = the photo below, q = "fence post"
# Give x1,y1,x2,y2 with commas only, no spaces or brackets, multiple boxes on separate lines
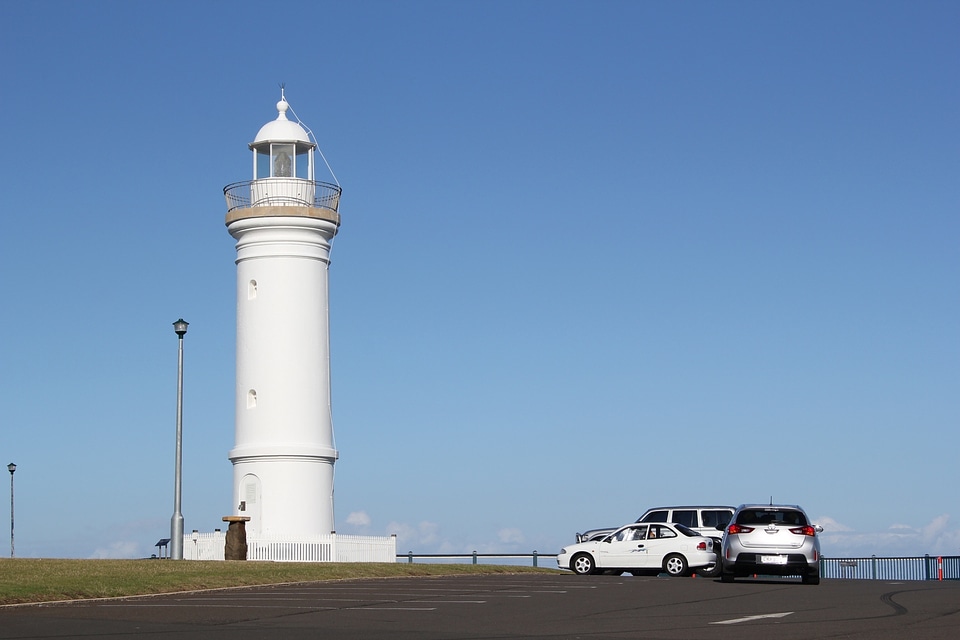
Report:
533,550,538,567
872,555,877,580
472,550,477,565
924,555,931,581
408,551,413,564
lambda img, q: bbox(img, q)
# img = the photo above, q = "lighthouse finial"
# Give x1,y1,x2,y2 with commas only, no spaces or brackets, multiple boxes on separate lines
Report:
276,83,289,120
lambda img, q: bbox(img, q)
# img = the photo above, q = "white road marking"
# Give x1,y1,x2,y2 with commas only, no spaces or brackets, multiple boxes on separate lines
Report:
100,604,336,610
346,607,436,611
710,612,794,625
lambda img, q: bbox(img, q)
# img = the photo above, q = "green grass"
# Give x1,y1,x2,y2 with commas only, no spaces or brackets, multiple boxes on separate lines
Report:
0,559,557,606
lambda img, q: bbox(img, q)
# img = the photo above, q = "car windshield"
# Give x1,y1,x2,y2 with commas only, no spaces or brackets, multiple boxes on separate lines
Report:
736,509,807,526
674,524,701,537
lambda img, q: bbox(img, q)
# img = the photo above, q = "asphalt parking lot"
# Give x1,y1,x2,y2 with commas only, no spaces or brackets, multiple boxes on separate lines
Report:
2,573,958,639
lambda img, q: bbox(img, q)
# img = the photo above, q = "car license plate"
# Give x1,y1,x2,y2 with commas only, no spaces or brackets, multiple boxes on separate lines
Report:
760,555,788,565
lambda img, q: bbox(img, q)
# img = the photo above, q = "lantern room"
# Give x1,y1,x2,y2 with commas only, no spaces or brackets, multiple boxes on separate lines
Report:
248,93,316,206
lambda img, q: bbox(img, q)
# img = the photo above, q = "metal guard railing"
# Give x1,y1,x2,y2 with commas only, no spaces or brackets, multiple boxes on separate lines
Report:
820,555,959,581
400,551,557,568
399,552,960,580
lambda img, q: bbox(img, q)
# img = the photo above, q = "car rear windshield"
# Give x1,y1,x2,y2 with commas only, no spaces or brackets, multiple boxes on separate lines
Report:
735,509,807,526
674,524,701,537
639,510,668,523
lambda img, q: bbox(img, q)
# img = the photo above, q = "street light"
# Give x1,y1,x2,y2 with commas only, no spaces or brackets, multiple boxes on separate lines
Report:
170,319,188,560
7,463,15,559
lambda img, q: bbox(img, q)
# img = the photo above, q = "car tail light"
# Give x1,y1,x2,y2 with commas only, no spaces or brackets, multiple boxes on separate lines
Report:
789,526,817,537
727,524,754,535
697,541,707,550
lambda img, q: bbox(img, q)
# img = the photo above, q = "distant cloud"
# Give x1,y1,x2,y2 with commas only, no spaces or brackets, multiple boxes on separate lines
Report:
374,520,532,557
387,520,441,551
813,516,852,532
339,513,442,550
817,514,960,557
920,515,960,551
345,511,371,527
86,518,165,559
90,540,142,560
498,528,525,545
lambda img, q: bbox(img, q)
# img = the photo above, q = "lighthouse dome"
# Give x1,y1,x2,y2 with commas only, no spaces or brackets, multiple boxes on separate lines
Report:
251,98,314,147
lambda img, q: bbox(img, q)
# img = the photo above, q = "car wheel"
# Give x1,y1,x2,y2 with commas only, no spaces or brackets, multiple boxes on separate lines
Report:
663,554,688,577
697,552,722,577
802,573,820,585
701,539,724,575
697,561,720,577
571,553,596,575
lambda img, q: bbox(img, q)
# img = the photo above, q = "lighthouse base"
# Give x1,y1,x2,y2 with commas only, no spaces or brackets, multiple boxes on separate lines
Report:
230,452,337,538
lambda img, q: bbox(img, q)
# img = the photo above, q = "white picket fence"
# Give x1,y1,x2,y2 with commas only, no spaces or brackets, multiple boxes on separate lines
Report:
181,531,397,563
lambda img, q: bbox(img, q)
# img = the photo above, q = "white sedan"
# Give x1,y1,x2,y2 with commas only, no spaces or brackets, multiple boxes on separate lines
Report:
557,522,716,576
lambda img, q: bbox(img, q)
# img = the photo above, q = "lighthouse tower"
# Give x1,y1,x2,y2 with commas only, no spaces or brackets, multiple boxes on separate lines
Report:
222,92,341,538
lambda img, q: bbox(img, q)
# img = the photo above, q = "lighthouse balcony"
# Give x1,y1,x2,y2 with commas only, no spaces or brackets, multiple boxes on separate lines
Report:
225,179,341,213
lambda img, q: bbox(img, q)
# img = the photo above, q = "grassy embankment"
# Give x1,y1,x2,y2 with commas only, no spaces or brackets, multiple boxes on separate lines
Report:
0,559,556,606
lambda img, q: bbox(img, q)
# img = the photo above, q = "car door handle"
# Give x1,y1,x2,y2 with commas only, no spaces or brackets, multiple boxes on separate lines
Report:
637,544,644,548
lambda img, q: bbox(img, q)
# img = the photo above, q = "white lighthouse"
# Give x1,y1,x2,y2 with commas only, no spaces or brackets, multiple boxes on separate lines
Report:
223,91,341,538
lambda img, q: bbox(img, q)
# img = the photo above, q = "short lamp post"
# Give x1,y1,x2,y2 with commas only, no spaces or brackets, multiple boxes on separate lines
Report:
170,319,188,560
7,463,15,559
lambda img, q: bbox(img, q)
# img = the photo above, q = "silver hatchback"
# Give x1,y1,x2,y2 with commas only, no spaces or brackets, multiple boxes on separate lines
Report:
719,504,823,585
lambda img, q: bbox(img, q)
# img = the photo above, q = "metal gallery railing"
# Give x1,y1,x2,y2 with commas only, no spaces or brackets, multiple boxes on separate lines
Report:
224,179,341,213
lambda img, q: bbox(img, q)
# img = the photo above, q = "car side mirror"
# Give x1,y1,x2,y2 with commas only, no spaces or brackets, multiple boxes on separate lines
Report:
815,525,824,533
715,524,726,531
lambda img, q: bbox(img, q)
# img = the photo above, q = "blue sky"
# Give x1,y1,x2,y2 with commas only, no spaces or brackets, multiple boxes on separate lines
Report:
0,0,957,560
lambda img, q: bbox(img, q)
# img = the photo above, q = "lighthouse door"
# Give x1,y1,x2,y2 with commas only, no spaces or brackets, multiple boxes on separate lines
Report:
239,474,262,536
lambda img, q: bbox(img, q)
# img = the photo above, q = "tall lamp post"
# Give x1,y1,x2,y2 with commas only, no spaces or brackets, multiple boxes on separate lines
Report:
7,463,15,559
170,319,188,560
